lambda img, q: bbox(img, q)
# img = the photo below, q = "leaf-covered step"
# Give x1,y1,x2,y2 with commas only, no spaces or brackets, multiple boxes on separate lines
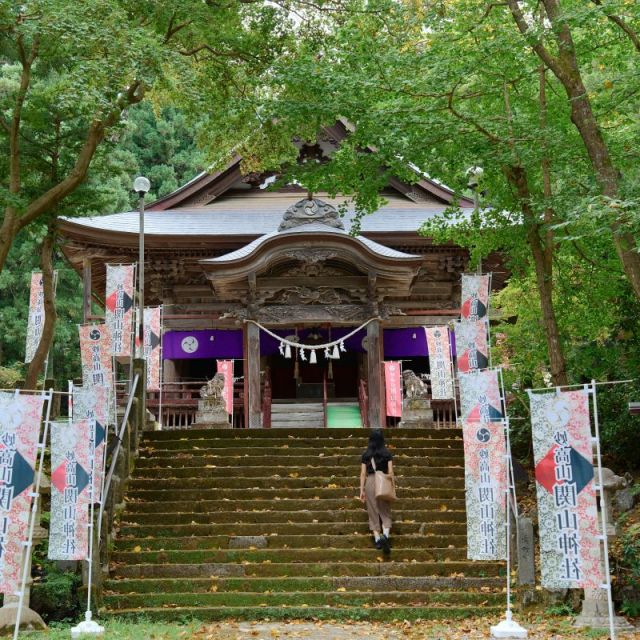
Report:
102,589,503,610
127,475,464,491
113,535,469,554
135,448,463,467
122,496,466,514
119,509,466,527
105,575,502,595
117,521,466,539
125,486,466,501
101,604,503,623
142,427,461,441
112,559,498,580
110,546,472,567
132,463,462,478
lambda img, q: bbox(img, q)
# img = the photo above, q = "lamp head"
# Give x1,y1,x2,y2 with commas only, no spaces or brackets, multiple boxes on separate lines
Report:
465,165,484,190
133,176,151,197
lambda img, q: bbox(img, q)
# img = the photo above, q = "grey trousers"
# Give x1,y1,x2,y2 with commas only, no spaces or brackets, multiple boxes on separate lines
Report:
364,473,392,532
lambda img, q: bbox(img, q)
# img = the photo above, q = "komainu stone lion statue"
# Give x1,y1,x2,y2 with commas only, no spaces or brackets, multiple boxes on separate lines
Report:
199,373,226,409
402,370,429,399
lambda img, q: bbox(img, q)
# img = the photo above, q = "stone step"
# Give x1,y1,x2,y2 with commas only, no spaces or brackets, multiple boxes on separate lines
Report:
103,604,503,623
136,447,461,463
104,576,502,595
135,452,462,467
103,589,504,610
117,521,466,538
111,559,496,579
142,427,460,440
110,547,474,568
126,486,465,501
271,403,324,412
122,497,466,514
131,465,461,480
120,508,466,526
139,439,462,452
113,535,469,553
271,421,325,429
127,475,464,491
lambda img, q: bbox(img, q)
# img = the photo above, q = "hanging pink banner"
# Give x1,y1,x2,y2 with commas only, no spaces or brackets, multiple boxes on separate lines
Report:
0,392,45,594
454,320,489,373
105,264,135,357
216,360,234,415
25,272,45,363
72,386,109,503
530,389,602,589
144,307,162,392
79,324,113,388
424,326,454,399
461,274,490,322
384,361,402,418
48,419,92,561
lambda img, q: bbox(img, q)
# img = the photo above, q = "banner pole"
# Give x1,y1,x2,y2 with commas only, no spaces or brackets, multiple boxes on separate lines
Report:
590,380,616,640
13,389,52,640
490,370,527,639
486,272,493,369
70,409,104,637
96,385,111,545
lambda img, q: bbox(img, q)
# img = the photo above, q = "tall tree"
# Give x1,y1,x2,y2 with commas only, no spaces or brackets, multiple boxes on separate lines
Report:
0,0,294,273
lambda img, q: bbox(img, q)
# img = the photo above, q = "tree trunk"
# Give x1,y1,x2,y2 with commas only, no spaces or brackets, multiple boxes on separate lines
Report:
24,227,57,390
507,0,640,301
504,165,568,386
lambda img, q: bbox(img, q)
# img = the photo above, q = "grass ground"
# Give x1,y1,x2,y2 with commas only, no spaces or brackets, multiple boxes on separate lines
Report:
18,615,638,639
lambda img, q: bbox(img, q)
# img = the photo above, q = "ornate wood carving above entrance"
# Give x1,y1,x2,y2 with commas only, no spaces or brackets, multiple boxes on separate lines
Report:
278,199,344,232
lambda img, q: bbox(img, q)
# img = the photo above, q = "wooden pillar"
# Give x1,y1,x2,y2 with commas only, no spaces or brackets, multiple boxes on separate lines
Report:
367,319,383,429
246,322,262,428
82,258,92,323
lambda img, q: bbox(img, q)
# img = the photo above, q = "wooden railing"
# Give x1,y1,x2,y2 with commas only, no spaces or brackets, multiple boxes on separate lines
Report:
262,378,272,429
146,380,245,429
431,400,458,428
358,379,368,428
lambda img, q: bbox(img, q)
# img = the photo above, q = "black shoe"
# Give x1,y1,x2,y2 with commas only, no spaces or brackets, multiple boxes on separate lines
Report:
381,534,391,555
374,537,383,550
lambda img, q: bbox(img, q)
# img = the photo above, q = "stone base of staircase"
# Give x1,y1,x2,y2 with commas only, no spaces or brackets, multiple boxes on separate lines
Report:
104,427,506,621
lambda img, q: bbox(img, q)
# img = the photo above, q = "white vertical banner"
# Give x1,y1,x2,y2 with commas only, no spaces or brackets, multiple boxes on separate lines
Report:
72,385,109,503
0,392,46,593
79,324,113,389
459,369,507,560
105,264,136,357
144,307,162,391
424,326,454,399
529,389,602,589
460,274,490,322
48,419,93,561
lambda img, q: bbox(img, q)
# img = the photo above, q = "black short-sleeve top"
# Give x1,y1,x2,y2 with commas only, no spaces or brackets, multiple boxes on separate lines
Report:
361,450,393,475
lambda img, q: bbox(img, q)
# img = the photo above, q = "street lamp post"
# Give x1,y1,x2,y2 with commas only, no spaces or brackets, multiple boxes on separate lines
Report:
133,176,151,359
466,166,484,274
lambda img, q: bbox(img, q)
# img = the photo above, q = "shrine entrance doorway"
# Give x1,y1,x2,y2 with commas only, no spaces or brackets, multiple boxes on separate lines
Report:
269,351,360,402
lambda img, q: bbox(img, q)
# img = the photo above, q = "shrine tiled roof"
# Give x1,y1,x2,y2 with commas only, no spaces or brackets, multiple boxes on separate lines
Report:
202,223,418,264
59,195,471,238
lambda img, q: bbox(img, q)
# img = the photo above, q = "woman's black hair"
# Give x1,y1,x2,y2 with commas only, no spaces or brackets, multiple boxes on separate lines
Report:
365,429,387,458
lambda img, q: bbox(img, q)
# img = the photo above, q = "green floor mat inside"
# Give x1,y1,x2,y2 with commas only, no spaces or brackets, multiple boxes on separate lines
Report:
327,405,363,428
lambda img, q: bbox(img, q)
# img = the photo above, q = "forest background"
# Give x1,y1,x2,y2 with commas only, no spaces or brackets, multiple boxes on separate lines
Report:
0,0,639,471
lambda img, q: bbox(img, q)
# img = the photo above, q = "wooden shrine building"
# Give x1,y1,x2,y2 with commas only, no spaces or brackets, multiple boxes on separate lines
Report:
59,123,502,429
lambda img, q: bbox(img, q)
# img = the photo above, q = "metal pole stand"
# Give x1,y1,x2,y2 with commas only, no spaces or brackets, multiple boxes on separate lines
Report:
70,610,104,638
490,610,528,639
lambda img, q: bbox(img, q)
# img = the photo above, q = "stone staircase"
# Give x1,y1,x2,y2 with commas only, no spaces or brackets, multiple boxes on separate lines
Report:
270,402,324,428
103,427,505,622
